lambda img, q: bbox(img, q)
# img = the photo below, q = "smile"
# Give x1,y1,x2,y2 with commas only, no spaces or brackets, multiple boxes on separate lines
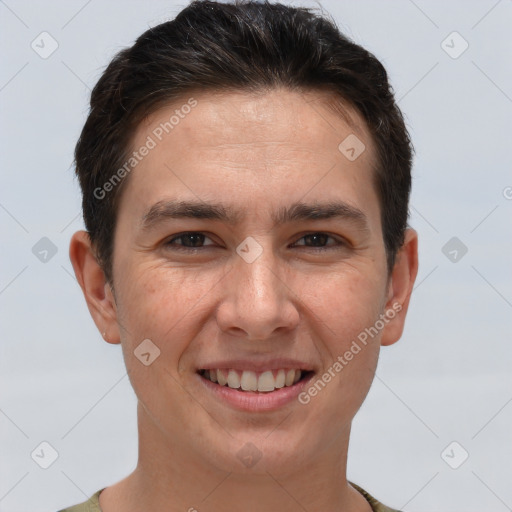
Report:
198,368,312,393
197,367,315,411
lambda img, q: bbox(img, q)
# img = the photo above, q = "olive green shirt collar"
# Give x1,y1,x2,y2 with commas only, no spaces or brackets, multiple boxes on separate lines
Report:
58,482,403,512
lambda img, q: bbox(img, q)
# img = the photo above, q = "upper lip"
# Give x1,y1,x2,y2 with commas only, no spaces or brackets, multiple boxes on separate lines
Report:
197,358,315,372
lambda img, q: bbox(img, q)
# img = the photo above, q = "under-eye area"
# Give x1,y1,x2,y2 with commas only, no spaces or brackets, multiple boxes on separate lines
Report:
197,368,315,393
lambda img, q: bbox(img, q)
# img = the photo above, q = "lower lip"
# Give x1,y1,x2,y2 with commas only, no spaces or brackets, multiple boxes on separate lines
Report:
197,372,315,412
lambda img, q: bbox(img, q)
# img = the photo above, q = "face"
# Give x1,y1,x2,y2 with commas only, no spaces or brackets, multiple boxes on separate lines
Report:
72,88,417,477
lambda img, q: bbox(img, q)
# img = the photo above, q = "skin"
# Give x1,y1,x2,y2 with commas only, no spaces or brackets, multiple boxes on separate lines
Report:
70,88,418,512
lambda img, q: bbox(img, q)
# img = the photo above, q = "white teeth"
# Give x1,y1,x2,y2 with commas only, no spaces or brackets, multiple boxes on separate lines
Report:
240,370,258,391
227,369,241,389
275,369,286,388
258,371,275,392
285,369,295,386
203,368,305,392
217,369,227,386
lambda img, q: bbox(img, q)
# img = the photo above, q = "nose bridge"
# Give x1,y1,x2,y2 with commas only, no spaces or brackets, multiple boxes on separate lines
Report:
240,249,281,303
217,242,299,339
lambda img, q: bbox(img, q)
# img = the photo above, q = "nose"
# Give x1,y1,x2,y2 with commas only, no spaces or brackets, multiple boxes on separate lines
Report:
215,249,300,340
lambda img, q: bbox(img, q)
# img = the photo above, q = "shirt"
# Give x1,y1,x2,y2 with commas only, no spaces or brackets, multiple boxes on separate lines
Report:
57,482,403,511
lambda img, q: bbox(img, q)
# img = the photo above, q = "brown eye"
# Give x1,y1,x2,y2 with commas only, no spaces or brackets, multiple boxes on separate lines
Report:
165,232,215,250
293,232,344,250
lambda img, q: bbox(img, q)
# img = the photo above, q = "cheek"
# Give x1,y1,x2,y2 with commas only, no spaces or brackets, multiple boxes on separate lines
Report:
113,266,217,418
304,268,386,343
298,270,384,411
115,263,221,360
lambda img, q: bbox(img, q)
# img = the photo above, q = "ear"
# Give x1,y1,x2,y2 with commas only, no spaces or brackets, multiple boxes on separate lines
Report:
69,230,121,344
380,228,419,347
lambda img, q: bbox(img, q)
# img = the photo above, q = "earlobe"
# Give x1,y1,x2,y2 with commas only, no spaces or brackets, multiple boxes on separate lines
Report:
69,230,121,344
380,228,419,347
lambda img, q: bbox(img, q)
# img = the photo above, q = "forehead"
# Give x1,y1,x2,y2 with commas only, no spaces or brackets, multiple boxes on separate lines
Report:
119,88,380,228
136,88,373,156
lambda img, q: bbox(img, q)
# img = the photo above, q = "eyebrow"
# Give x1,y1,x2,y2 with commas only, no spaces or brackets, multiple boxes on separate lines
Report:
141,199,370,233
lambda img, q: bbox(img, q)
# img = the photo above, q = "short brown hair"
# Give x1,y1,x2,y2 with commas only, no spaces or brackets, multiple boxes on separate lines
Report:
74,0,413,284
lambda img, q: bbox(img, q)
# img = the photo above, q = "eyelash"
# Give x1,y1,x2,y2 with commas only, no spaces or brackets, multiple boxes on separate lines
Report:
163,231,346,252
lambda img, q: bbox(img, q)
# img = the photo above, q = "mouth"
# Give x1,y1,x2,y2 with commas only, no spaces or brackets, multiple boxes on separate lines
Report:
197,368,314,393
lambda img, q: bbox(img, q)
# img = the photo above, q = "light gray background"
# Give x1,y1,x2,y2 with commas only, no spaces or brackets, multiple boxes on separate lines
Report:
1,1,511,511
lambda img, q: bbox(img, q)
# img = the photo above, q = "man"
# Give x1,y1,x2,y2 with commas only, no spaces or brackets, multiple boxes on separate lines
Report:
63,1,418,510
